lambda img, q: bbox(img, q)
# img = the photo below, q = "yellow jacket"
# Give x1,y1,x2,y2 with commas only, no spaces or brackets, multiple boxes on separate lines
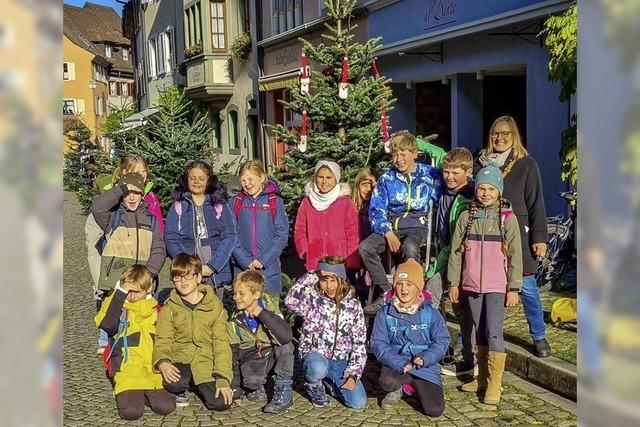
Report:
95,288,163,395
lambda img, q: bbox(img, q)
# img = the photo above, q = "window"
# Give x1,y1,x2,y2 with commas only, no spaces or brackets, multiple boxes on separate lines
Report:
241,0,250,34
283,89,301,127
228,110,239,150
96,96,104,116
148,38,157,77
121,82,129,97
122,48,129,60
272,0,302,35
211,110,221,149
63,62,75,81
63,99,75,115
109,81,118,96
157,35,165,75
210,0,226,50
105,44,112,58
93,63,106,82
162,29,174,72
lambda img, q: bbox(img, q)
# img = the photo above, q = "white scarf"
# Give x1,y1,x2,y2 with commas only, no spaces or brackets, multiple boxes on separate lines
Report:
308,182,342,211
479,147,513,168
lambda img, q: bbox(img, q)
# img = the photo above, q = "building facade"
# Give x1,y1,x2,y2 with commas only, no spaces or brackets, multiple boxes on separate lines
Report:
367,0,572,214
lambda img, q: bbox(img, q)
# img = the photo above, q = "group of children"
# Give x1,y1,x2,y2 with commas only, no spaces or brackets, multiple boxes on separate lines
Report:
87,128,526,420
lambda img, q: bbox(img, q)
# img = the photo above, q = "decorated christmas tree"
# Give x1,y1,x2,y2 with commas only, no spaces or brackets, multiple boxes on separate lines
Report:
269,0,396,218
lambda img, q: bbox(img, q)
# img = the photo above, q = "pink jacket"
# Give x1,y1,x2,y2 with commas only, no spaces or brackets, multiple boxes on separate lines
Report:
143,192,165,235
294,184,359,271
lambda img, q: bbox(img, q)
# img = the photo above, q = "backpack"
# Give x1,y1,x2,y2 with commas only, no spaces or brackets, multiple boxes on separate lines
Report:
173,200,223,230
551,297,577,328
232,192,277,222
97,208,157,256
384,303,432,356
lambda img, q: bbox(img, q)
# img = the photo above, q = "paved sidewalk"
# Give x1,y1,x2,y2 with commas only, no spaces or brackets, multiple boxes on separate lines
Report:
63,192,576,426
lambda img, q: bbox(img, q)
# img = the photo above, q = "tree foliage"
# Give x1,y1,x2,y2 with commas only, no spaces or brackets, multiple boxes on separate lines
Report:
269,0,396,218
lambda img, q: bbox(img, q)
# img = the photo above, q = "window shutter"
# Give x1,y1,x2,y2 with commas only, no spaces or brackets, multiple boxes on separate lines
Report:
147,39,156,77
76,99,85,115
157,36,164,75
68,63,76,81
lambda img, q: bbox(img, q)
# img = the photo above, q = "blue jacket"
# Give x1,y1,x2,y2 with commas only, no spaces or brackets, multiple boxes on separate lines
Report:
165,192,237,286
370,293,450,386
231,181,289,293
369,162,443,235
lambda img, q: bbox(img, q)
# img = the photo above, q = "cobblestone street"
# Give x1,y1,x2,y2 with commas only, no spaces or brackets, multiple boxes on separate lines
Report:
63,192,577,426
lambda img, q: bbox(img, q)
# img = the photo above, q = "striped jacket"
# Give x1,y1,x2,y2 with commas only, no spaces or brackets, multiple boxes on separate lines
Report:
447,200,522,293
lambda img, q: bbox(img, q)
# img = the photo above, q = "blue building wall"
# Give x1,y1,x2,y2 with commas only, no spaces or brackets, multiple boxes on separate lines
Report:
369,2,570,216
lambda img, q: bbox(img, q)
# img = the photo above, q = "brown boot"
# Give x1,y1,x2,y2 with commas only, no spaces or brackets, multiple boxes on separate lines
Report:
460,345,489,393
483,351,507,405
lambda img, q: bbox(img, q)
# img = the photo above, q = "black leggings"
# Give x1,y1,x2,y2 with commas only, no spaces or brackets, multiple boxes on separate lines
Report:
163,363,231,411
379,366,445,417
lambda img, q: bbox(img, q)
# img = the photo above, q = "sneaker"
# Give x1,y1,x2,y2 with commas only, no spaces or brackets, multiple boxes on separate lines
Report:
175,392,189,407
305,382,330,408
440,360,478,377
96,347,105,356
246,386,267,403
363,295,386,315
263,383,293,414
533,338,551,358
380,389,402,408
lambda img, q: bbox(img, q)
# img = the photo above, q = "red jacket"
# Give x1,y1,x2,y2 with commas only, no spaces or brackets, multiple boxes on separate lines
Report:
294,186,360,272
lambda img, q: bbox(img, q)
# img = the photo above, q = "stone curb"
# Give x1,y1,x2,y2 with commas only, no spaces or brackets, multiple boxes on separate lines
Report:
446,320,577,401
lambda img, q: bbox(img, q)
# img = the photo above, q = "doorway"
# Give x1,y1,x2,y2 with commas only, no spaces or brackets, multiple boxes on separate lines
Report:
415,81,452,151
482,75,527,147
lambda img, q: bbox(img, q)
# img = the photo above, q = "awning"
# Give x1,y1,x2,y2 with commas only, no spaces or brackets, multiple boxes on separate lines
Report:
120,106,159,131
259,70,299,92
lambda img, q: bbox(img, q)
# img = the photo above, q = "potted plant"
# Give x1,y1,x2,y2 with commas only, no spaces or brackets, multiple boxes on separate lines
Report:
230,33,251,61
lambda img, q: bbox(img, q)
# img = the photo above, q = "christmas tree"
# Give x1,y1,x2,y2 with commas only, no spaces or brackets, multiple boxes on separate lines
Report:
269,0,396,218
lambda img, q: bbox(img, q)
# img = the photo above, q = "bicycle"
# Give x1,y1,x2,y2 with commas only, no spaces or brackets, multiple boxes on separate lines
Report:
536,190,577,291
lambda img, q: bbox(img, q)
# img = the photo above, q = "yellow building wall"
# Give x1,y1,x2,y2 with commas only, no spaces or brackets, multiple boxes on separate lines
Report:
63,35,109,151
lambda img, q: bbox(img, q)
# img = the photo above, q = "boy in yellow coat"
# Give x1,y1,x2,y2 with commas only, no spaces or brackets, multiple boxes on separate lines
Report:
95,265,175,420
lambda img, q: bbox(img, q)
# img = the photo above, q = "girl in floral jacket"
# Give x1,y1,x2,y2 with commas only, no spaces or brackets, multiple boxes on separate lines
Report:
284,255,367,409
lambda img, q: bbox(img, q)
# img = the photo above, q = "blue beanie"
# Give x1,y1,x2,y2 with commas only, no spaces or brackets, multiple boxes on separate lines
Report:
476,165,504,195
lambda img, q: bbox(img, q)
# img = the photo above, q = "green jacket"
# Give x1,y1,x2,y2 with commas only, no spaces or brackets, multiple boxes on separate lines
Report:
152,285,233,387
227,295,292,351
426,191,472,279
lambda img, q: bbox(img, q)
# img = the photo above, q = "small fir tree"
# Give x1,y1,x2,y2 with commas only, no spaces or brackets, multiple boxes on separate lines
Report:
269,0,396,218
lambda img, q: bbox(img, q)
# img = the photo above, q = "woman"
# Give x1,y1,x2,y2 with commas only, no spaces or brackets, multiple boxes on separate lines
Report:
232,160,289,295
294,160,359,272
476,116,550,358
165,161,236,296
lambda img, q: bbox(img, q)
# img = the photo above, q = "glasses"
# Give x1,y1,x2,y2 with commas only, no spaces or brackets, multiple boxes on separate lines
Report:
171,274,196,282
490,131,511,139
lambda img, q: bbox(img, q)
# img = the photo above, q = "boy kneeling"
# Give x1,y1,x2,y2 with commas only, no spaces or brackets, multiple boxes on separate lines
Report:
370,259,450,417
95,265,176,420
153,253,233,411
228,270,295,413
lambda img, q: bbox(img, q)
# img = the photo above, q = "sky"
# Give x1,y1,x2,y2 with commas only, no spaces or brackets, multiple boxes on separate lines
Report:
63,0,124,16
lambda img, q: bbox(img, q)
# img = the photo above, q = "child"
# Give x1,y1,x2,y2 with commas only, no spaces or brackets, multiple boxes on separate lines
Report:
232,160,289,294
166,161,236,299
228,270,294,414
360,131,443,314
95,265,175,420
370,259,450,417
294,160,360,272
284,255,367,409
425,148,477,376
351,167,377,299
448,165,522,405
153,253,234,410
86,154,164,354
91,171,166,302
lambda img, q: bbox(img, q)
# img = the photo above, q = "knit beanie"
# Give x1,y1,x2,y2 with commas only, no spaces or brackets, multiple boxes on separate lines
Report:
393,258,425,291
475,165,504,195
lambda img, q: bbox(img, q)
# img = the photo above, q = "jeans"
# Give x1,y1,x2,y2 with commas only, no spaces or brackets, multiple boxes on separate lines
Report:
231,343,294,392
163,363,231,411
302,352,367,409
359,228,428,291
578,292,601,376
466,292,506,353
520,275,547,341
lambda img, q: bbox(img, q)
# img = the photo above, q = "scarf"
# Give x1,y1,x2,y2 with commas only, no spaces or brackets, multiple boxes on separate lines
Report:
478,147,513,169
391,294,424,315
308,182,343,211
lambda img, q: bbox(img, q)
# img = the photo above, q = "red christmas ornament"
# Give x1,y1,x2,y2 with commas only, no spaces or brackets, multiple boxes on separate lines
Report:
300,52,310,95
371,57,381,78
299,109,309,152
339,56,349,99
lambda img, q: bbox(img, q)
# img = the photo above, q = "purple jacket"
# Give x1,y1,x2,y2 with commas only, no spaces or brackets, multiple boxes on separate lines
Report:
284,272,367,379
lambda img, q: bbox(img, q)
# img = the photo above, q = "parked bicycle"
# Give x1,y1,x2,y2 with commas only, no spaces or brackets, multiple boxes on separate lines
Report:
537,190,577,291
